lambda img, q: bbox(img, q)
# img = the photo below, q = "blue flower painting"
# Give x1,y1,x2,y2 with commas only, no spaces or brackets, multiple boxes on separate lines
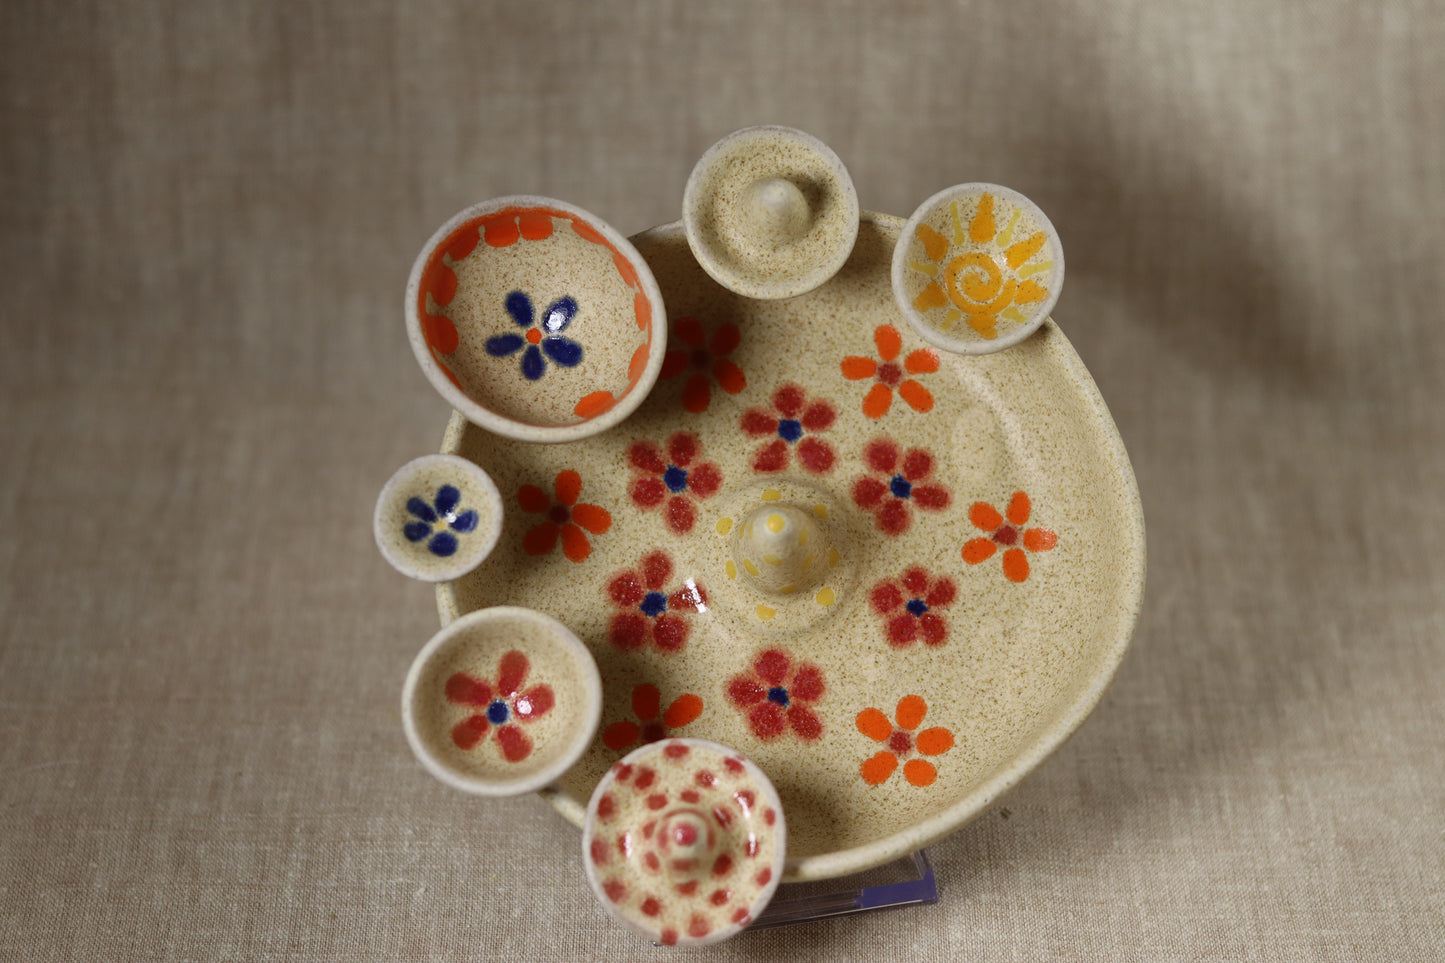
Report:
484,290,584,381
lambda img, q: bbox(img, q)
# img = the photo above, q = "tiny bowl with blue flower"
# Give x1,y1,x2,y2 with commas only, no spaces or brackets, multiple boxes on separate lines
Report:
374,454,503,582
405,195,669,443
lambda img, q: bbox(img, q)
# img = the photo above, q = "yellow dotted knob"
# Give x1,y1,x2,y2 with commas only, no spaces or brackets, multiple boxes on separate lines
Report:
730,502,832,597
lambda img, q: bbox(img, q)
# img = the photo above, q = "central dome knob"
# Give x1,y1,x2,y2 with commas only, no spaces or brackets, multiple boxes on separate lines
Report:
737,177,813,246
730,503,831,597
654,809,715,880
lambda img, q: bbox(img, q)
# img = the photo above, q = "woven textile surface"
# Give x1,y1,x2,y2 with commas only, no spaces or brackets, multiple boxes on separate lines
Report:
1,1,1441,959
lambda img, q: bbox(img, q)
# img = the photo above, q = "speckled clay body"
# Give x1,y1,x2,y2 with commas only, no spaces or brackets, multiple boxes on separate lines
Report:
436,213,1145,881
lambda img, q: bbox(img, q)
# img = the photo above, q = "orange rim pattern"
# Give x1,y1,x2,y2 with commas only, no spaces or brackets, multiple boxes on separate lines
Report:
417,205,656,425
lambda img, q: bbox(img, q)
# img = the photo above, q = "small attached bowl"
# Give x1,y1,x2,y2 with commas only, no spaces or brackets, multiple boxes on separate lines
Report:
374,454,503,583
683,126,859,300
892,183,1064,354
401,607,602,797
406,196,669,443
582,738,787,946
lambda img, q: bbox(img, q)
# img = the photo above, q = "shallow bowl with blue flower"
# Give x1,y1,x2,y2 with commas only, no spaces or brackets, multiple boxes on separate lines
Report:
374,454,503,582
405,195,668,443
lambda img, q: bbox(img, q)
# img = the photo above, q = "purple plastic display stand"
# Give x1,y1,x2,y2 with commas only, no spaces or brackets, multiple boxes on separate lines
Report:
748,850,938,930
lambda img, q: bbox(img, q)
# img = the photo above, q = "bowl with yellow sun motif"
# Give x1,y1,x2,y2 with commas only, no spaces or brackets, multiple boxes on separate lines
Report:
892,183,1064,355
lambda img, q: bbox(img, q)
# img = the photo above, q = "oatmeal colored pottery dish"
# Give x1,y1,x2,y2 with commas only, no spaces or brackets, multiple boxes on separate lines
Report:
582,738,786,946
435,213,1145,881
402,606,602,796
374,454,503,582
683,126,859,300
893,183,1064,355
405,195,668,442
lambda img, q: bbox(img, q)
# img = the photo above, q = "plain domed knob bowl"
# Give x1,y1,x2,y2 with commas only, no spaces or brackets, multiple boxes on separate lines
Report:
683,126,859,300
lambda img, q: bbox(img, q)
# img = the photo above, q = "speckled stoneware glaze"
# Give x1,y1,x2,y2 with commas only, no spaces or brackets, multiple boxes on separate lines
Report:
582,738,786,946
405,195,668,442
893,183,1065,355
435,211,1145,881
683,126,859,300
374,454,503,582
402,606,603,797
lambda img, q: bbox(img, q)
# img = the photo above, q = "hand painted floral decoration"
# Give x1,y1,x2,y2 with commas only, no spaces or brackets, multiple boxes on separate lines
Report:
485,289,584,380
963,491,1057,583
659,316,746,413
445,649,554,761
402,484,479,557
601,683,704,751
840,324,939,418
851,439,952,536
856,695,954,786
605,550,709,653
628,432,723,535
870,568,958,648
517,469,611,562
739,383,838,474
726,649,825,742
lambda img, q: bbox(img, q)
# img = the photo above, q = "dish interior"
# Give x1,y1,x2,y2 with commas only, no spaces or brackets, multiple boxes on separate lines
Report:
438,213,1143,880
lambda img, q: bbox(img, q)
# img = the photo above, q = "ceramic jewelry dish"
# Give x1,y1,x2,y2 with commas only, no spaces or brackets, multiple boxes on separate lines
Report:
433,212,1145,883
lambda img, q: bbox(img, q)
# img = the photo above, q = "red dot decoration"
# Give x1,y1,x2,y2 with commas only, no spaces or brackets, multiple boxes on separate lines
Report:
583,740,785,946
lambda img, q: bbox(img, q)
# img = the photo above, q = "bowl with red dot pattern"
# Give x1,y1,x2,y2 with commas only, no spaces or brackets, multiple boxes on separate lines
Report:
582,738,786,946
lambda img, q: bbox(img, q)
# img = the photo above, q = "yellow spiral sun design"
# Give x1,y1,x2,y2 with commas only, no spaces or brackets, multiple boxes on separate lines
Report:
906,192,1055,340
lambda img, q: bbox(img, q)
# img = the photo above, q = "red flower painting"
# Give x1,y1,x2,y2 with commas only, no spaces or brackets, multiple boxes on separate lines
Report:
725,649,825,742
605,550,709,653
869,567,958,648
739,383,838,474
851,439,952,536
445,650,555,762
628,432,723,535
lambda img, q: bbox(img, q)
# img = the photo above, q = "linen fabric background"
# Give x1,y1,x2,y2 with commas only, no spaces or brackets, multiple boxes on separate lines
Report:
2,1,1441,960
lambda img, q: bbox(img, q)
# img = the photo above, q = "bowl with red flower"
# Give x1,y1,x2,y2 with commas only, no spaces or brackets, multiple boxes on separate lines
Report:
401,606,602,796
